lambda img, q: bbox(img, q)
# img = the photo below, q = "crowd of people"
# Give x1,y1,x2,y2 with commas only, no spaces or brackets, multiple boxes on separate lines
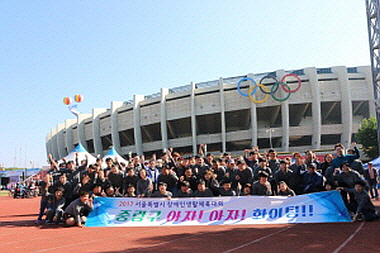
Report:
34,142,380,227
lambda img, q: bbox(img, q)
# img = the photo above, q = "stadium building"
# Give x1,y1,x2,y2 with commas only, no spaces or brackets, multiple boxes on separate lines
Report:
46,66,375,159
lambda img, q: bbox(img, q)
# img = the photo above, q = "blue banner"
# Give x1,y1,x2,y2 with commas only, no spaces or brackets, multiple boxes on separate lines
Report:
86,191,351,227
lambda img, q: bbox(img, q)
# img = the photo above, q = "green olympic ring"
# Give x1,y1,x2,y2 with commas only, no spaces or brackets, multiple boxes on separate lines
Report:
271,82,291,102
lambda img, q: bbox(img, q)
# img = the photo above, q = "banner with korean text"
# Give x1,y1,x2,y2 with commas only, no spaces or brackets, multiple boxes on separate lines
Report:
86,191,351,227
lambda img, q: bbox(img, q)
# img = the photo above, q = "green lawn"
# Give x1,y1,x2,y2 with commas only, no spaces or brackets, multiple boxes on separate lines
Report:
0,190,11,196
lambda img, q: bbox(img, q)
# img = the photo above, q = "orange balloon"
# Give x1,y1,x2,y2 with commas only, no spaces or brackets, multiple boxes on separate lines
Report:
63,97,72,105
74,94,83,103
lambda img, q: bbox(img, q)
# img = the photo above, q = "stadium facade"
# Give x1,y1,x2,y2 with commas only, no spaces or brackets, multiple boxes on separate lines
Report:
46,65,375,159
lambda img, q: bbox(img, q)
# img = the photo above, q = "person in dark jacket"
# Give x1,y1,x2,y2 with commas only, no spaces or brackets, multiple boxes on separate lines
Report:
158,165,179,194
338,181,380,221
53,173,73,207
64,191,94,227
193,180,214,197
151,182,172,199
175,181,193,197
108,164,124,196
337,162,366,205
302,163,324,193
277,181,296,197
136,169,153,197
274,160,296,191
35,174,54,224
202,170,219,196
46,187,66,224
236,160,253,187
251,171,272,196
218,181,236,196
180,167,199,192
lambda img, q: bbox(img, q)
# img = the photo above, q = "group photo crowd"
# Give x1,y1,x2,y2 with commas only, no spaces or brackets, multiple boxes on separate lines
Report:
33,142,380,227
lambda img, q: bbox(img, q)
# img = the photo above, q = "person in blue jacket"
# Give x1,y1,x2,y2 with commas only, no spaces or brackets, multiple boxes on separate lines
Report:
332,142,360,169
302,163,324,193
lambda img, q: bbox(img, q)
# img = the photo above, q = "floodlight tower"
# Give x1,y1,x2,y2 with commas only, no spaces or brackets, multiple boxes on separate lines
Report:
366,0,380,154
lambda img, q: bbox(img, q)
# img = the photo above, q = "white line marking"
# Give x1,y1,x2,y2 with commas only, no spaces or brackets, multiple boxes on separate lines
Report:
29,231,138,253
123,232,207,252
332,222,364,253
29,226,166,253
222,224,295,253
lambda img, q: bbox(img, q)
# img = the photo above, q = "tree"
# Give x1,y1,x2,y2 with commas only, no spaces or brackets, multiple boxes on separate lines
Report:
355,116,379,160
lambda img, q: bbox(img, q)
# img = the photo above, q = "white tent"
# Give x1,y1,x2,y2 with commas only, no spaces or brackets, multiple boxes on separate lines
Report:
103,147,129,165
63,143,97,165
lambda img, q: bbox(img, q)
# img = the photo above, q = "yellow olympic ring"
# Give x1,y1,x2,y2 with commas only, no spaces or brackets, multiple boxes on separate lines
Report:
248,84,269,104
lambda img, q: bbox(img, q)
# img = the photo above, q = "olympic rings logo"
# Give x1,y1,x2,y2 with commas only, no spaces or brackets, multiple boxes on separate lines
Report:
237,73,302,103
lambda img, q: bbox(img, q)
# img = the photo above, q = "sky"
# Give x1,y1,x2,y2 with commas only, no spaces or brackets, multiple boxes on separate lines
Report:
0,0,371,168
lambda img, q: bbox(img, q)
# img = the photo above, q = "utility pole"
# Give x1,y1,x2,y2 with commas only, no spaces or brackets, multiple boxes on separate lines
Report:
366,0,380,154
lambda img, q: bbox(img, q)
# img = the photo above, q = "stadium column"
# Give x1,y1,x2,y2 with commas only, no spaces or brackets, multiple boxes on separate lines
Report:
277,69,289,151
304,67,321,149
333,66,353,148
111,101,124,153
160,88,169,151
247,73,258,148
133,95,145,156
51,128,59,160
46,133,52,158
219,77,226,153
56,123,66,159
77,113,92,150
358,65,376,117
191,82,197,155
65,119,76,155
92,108,108,157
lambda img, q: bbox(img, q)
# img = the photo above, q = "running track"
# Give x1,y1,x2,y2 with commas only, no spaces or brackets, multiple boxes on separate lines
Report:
0,196,379,253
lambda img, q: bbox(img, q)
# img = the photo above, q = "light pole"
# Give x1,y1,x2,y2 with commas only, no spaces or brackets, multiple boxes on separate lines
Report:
266,128,275,149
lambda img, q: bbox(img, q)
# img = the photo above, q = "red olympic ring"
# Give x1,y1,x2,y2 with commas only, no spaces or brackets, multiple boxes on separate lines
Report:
280,73,302,93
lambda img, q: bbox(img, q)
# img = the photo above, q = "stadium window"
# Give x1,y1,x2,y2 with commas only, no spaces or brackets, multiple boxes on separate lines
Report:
321,102,342,125
226,140,252,152
317,68,332,74
119,129,135,147
86,140,95,153
289,103,312,127
292,69,305,76
141,123,162,143
317,78,338,81
167,117,192,139
321,134,341,145
289,135,312,147
195,89,219,96
171,145,193,156
348,77,365,80
257,105,282,128
143,149,163,159
352,101,370,118
225,109,251,132
208,142,222,152
196,113,221,135
101,134,112,150
256,137,282,149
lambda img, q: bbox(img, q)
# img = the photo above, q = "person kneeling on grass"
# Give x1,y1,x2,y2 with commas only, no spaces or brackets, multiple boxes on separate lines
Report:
64,191,94,228
337,181,380,222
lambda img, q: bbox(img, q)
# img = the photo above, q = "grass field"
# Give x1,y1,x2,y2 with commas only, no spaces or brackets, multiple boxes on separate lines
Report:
0,190,11,196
